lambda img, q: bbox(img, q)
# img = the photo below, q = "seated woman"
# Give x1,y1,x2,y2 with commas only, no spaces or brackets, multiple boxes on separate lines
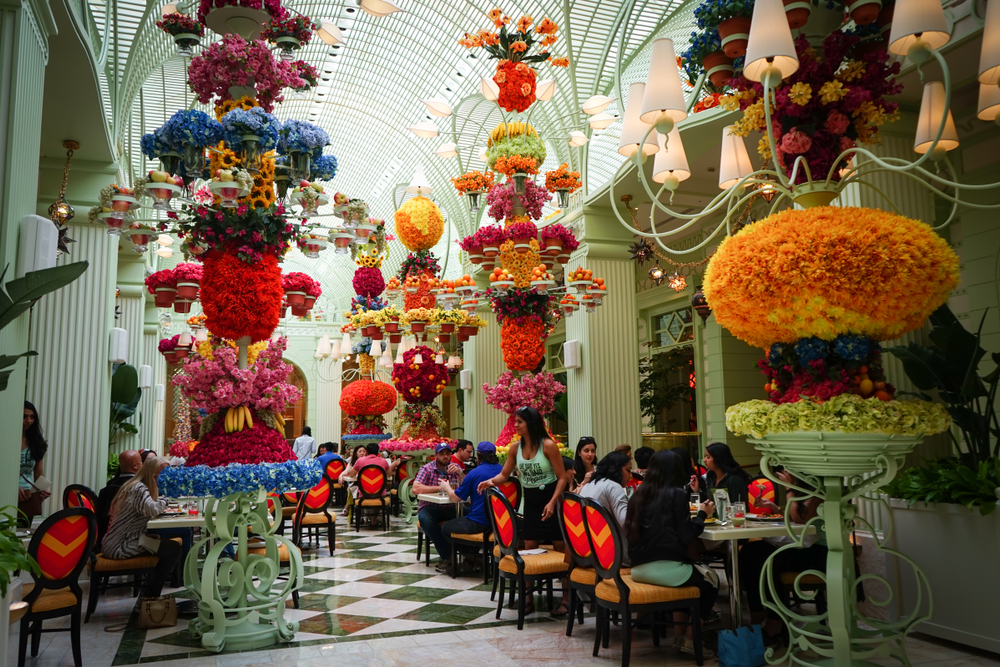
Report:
101,456,181,598
578,451,631,529
624,450,718,658
629,446,655,487
702,442,750,504
670,447,708,501
738,469,826,643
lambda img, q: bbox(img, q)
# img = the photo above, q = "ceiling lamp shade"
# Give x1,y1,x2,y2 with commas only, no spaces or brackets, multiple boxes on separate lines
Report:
568,131,590,147
341,332,352,354
330,337,341,357
408,121,439,138
155,247,173,258
743,0,799,82
316,334,332,357
618,82,659,159
433,142,458,158
719,127,754,189
156,234,173,246
477,145,488,162
914,81,959,155
979,0,1000,84
405,165,433,194
317,21,345,46
887,0,950,56
639,38,687,134
422,98,452,117
536,78,557,102
589,112,617,130
977,83,1000,122
161,3,180,14
358,0,403,16
652,126,691,188
582,95,615,115
480,76,500,102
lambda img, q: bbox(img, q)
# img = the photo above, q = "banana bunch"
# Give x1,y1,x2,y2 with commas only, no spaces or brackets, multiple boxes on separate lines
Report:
488,121,537,146
274,411,286,430
223,405,255,433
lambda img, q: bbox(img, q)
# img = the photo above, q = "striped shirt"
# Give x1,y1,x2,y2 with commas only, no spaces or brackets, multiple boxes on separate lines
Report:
101,482,167,559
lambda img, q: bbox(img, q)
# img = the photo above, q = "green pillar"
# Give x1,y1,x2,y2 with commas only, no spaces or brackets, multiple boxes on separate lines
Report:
702,318,764,464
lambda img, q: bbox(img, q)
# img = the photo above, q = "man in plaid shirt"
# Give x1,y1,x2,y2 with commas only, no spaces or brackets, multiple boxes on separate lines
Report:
413,443,464,570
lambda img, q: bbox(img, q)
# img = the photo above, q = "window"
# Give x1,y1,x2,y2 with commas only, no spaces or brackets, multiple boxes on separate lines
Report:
653,307,694,349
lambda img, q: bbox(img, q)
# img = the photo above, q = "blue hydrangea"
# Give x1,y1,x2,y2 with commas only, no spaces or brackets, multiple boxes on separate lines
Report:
220,107,280,151
833,334,871,361
342,433,392,442
350,295,386,312
769,342,788,362
140,128,178,159
157,459,323,498
162,110,223,149
311,155,338,180
277,119,329,154
352,336,373,355
794,337,829,367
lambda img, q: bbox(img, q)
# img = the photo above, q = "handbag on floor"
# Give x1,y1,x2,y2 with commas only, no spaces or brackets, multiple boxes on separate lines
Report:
717,624,766,667
137,597,178,629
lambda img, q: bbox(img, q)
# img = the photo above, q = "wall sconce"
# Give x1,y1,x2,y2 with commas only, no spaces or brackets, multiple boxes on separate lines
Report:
564,340,581,369
155,384,166,402
16,215,58,277
139,364,152,389
459,369,472,390
109,327,128,364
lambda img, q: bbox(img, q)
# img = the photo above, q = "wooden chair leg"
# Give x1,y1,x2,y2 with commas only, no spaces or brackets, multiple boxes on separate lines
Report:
592,606,603,657
18,616,30,667
31,619,42,656
71,606,83,667
490,558,499,601
691,600,704,666
566,586,576,636
622,602,632,667
327,522,334,556
482,546,490,585
546,578,554,611
416,529,423,562
85,572,101,622
496,577,506,619
517,576,526,630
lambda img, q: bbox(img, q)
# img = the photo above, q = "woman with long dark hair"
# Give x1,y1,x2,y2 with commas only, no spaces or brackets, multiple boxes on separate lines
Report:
703,442,750,504
579,451,632,528
19,402,51,526
624,450,718,658
479,406,568,614
670,446,708,501
573,436,597,488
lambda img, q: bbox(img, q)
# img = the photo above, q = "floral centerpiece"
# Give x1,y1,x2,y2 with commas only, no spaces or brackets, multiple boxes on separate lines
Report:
277,119,328,155
163,110,223,149
452,170,495,195
289,60,318,92
381,346,454,452
544,163,581,193
486,133,546,176
281,271,319,308
145,268,179,306
311,154,338,180
339,380,396,439
220,107,280,150
188,34,305,112
487,180,551,221
483,371,566,448
140,127,180,163
261,15,316,58
394,196,444,252
539,223,579,255
156,13,204,56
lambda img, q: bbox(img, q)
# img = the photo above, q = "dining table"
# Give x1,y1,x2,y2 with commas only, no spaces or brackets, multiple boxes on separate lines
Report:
416,492,465,515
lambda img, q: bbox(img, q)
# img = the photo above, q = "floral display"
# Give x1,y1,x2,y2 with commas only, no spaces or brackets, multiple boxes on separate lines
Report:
486,133,546,175
725,394,951,439
171,200,301,262
156,12,205,37
159,458,323,498
483,371,565,415
162,110,223,148
281,271,320,295
196,0,287,29
760,336,895,404
391,345,451,404
693,92,724,113
505,221,539,244
140,128,178,160
394,196,445,251
485,284,557,325
339,380,397,416
544,164,581,192
261,15,316,46
199,246,285,342
188,35,304,112
487,180,551,221
145,268,177,294
277,119,328,155
540,223,579,252
159,335,180,353
451,170,495,194
501,316,546,371
220,107,281,151
693,0,754,57
311,155,338,180
173,262,203,283
352,266,385,299
722,32,902,183
168,440,198,459
681,31,738,89
702,207,960,349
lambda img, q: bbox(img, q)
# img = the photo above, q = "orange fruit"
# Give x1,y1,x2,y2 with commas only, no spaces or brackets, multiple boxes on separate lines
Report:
874,390,892,401
859,378,874,395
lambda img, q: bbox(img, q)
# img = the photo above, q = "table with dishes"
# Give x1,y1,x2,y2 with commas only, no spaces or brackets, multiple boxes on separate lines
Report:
416,492,465,515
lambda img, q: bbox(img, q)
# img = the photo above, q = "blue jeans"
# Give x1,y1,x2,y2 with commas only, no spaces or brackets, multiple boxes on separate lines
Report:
418,505,457,560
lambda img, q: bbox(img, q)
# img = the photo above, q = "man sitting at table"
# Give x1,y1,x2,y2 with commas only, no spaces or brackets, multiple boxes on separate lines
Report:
439,441,502,570
451,440,474,470
413,443,464,571
316,442,343,468
96,449,142,544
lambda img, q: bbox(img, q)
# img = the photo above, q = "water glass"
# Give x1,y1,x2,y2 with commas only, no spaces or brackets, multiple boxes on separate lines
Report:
691,493,700,509
732,502,746,527
187,502,199,516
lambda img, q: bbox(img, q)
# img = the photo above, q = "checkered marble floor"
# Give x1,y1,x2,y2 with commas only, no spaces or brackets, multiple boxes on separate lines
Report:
114,516,564,664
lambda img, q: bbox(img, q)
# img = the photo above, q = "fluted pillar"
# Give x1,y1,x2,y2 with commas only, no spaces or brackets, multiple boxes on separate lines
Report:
140,321,167,453
114,251,147,453
465,313,507,445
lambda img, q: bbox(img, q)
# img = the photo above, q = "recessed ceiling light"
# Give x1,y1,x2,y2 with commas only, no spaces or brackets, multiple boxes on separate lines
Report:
346,6,355,11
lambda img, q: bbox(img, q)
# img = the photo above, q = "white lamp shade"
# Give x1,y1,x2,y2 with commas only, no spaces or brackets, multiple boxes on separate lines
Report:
161,3,180,14
652,127,691,183
977,83,1000,121
618,82,659,158
408,121,439,139
414,352,423,364
719,128,754,189
330,338,341,357
422,98,452,117
536,78,557,102
433,142,458,158
178,331,193,348
979,0,1000,84
109,327,128,364
743,0,799,82
379,352,392,367
316,334,332,357
195,328,209,342
359,0,403,17
563,340,581,369
459,368,472,390
480,76,500,102
156,234,173,246
914,81,960,154
341,332,352,352
317,21,345,46
639,38,688,127
589,112,617,130
568,131,590,147
477,145,489,162
887,0,950,56
582,95,614,114
395,347,404,364
435,353,444,364
372,340,384,356
155,247,173,258
154,384,166,402
16,215,57,277
405,166,433,194
447,355,460,368
139,364,152,389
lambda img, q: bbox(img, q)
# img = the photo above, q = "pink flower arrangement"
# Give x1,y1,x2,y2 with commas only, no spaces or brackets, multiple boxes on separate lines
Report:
197,0,286,26
780,128,812,155
261,15,315,44
459,235,483,252
145,268,177,294
352,266,384,299
475,225,507,248
282,271,319,294
159,335,180,353
505,221,538,242
173,262,204,282
482,371,566,415
173,336,302,413
187,34,305,113
289,60,318,91
540,223,579,252
486,179,552,221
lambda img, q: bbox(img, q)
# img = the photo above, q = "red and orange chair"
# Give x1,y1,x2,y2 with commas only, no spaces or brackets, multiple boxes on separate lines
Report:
325,458,347,506
355,464,391,532
487,478,523,600
558,492,609,636
18,508,97,667
61,485,98,513
292,475,337,555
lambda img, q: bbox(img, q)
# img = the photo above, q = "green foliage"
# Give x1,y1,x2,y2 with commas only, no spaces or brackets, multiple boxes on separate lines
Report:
0,505,39,598
0,262,89,391
110,363,142,444
885,457,1000,516
639,344,694,430
107,451,120,481
486,134,547,170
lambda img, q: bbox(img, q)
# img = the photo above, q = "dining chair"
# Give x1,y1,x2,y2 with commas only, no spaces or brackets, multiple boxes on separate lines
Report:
489,478,523,601
324,458,347,506
62,485,98,513
355,464,390,532
292,475,337,555
557,492,613,636
749,477,777,513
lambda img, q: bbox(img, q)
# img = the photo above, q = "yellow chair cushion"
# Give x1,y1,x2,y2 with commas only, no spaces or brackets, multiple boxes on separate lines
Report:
92,553,159,571
779,572,825,586
244,542,297,562
450,532,487,542
570,567,632,586
389,489,398,495
21,585,78,613
498,551,569,576
493,544,501,558
359,498,388,507
282,506,297,517
595,574,699,605
300,513,335,525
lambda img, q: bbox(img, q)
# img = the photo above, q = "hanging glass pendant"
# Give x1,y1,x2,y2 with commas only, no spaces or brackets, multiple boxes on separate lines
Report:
239,134,263,173
182,144,205,178
289,151,311,181
159,151,182,176
512,172,528,195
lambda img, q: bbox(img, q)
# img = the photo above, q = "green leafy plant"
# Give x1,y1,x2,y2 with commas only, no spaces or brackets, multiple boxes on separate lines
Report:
110,363,141,444
639,344,695,430
0,505,39,597
107,451,120,481
885,457,999,516
0,262,89,391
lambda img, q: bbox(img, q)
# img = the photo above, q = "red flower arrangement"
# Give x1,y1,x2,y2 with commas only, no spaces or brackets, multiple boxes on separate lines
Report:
282,271,319,294
391,346,451,404
185,418,295,467
200,247,283,342
544,163,582,192
159,335,180,353
501,316,546,371
173,262,204,282
339,380,397,416
693,92,723,113
145,268,177,294
403,271,437,311
290,60,318,91
156,13,204,37
540,223,579,252
496,60,537,113
352,266,385,299
505,221,538,244
261,15,316,44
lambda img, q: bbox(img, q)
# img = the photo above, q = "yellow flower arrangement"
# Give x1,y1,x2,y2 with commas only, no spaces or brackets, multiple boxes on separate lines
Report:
836,60,866,83
702,207,960,349
401,307,441,324
394,196,445,251
436,309,468,326
499,239,541,287
196,337,268,365
372,305,402,325
819,80,846,104
788,82,812,106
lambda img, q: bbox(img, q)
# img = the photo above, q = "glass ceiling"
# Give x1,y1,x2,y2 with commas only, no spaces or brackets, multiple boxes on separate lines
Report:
91,0,700,315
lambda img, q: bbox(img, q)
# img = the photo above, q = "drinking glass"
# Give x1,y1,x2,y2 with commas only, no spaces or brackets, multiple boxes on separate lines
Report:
724,505,736,524
732,502,746,527
691,493,700,509
187,502,199,516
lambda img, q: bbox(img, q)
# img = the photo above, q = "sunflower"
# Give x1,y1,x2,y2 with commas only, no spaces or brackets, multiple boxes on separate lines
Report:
217,149,239,169
251,195,267,209
262,187,276,206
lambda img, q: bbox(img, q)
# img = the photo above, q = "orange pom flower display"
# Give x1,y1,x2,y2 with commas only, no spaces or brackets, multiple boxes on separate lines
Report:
501,317,546,371
495,60,536,113
339,380,397,416
200,248,284,342
394,195,445,251
703,207,960,349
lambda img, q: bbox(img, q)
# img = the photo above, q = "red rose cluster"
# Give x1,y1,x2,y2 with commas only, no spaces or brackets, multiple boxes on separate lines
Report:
201,246,284,342
391,346,451,404
339,380,397,416
185,419,295,466
352,266,386,299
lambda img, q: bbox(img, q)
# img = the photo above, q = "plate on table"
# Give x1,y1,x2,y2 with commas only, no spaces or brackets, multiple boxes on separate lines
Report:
159,511,183,517
747,513,784,522
703,517,720,524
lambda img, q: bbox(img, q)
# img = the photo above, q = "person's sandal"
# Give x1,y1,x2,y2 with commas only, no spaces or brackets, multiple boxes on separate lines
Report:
551,600,569,616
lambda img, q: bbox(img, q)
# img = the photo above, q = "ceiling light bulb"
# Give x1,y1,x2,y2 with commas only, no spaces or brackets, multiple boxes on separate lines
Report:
317,21,345,46
582,95,615,115
479,76,500,102
358,0,403,16
589,112,617,130
568,131,589,147
155,247,173,258
536,79,557,102
422,98,452,117
408,121,439,139
433,142,458,158
156,234,173,246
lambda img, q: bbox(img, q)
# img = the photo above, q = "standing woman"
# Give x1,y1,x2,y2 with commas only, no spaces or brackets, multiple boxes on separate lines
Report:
703,442,750,504
479,406,569,615
573,436,597,490
19,402,51,527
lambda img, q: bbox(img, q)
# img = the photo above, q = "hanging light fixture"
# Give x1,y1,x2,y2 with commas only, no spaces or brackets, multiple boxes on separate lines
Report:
358,0,403,17
568,131,589,147
742,0,799,83
405,166,433,195
582,95,615,115
155,247,173,258
756,179,778,202
535,79,557,102
433,142,458,159
978,83,1000,123
414,352,423,364
479,76,500,102
195,328,209,342
640,38,688,135
652,126,691,190
668,272,687,292
330,337,341,357
156,234,173,246
980,0,1000,85
316,21,345,46
887,0,950,57
48,140,79,255
913,81,960,157
435,352,444,364
691,285,712,323
618,82,659,159
341,331,353,355
422,98,452,117
718,128,754,189
315,334,332,358
589,112,617,130
408,121,440,139
648,264,665,286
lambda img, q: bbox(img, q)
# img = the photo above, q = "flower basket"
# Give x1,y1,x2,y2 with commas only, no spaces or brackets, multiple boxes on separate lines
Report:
847,0,881,25
703,50,735,87
177,281,200,300
747,431,923,478
718,16,752,57
410,320,426,333
174,299,194,314
164,350,179,364
457,333,469,342
437,323,454,334
291,304,308,317
285,290,306,306
370,328,384,341
469,252,484,265
459,325,477,337
174,32,202,57
542,238,562,256
155,286,178,308
557,253,571,265
279,302,288,318
385,322,399,333
480,257,496,272
389,333,402,344
781,0,811,28
304,295,316,310
175,348,190,360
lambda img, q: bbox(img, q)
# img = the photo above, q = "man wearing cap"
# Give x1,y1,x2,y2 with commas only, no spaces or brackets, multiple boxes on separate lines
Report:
440,441,504,570
412,443,464,569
